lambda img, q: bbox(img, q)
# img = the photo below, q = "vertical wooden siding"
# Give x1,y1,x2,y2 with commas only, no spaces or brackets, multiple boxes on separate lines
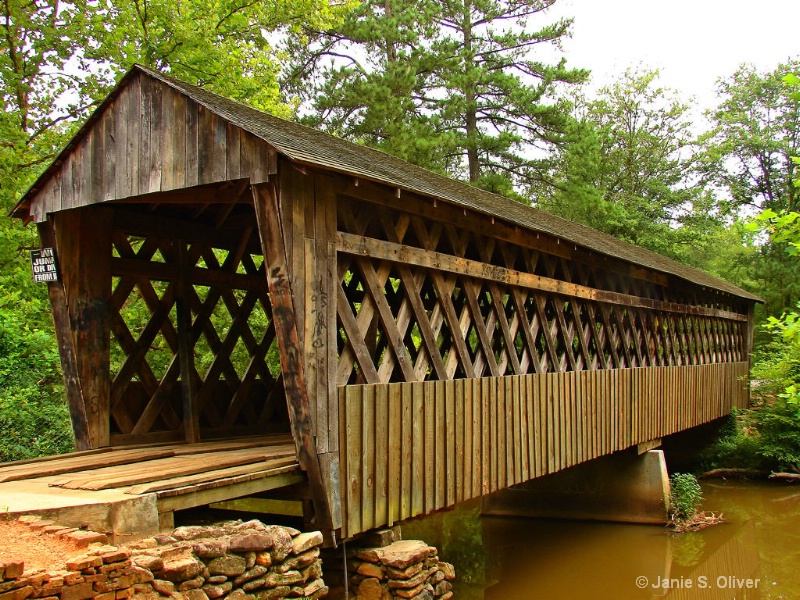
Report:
29,72,277,222
338,362,749,538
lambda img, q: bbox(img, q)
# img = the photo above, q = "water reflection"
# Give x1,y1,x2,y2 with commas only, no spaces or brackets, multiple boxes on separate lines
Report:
401,482,800,600
482,518,759,600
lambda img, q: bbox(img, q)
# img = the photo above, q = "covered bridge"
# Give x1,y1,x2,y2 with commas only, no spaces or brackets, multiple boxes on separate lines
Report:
11,65,759,541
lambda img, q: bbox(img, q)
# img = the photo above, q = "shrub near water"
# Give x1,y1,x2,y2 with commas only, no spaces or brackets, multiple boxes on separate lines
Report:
669,473,704,525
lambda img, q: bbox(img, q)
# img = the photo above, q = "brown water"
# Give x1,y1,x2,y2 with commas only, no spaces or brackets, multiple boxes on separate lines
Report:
401,481,800,600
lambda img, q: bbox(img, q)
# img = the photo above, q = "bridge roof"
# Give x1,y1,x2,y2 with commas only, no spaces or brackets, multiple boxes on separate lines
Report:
14,65,760,302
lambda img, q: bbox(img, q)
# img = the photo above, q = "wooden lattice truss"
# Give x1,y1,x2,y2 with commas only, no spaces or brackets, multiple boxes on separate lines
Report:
108,207,288,444
335,196,747,386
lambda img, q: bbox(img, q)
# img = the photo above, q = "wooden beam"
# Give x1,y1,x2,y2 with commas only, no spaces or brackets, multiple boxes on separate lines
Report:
37,220,91,451
111,257,266,291
157,471,304,512
337,232,748,322
53,208,113,448
176,242,200,443
252,182,335,537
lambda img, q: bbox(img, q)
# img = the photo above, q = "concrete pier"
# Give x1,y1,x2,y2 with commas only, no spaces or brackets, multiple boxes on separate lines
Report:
482,449,671,524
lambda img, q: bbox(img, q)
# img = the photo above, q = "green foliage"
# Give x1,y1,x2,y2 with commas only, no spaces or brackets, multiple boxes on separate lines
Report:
700,411,766,472
0,305,73,461
747,207,800,406
540,69,716,260
286,0,587,194
669,473,704,524
700,61,800,319
756,401,800,470
92,0,351,117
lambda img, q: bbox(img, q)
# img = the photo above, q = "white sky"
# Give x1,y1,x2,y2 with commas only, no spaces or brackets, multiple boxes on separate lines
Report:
548,0,800,110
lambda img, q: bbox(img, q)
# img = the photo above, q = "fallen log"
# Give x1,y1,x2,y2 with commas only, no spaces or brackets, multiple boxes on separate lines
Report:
768,472,800,482
698,468,762,480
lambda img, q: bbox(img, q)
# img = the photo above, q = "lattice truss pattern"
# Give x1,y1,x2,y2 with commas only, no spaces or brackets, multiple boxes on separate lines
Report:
109,214,287,440
336,198,746,385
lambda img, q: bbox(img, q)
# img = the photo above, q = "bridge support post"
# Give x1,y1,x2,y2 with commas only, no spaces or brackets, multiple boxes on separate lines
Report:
482,449,670,524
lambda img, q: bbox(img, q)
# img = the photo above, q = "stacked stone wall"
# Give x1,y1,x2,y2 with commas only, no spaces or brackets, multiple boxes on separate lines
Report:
0,518,326,600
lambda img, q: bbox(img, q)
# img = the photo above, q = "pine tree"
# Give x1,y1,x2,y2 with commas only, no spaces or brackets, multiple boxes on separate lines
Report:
284,0,587,195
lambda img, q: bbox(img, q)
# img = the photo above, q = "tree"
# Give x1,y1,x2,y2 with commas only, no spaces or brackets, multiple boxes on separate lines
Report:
702,61,800,216
283,0,452,171
700,61,800,318
540,69,715,260
94,0,350,117
285,0,587,195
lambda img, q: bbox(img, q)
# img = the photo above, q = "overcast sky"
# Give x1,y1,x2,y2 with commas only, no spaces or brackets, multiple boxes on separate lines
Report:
548,0,800,110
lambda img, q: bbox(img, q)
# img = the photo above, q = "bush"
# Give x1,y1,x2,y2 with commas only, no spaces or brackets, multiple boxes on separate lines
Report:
669,473,703,524
0,306,74,461
757,400,800,470
699,411,766,472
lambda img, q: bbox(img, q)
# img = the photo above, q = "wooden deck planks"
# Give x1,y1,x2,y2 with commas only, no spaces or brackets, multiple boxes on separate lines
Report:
0,435,294,484
125,456,298,495
53,445,296,490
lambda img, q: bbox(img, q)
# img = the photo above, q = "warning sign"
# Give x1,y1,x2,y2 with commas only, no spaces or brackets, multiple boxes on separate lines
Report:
30,248,59,283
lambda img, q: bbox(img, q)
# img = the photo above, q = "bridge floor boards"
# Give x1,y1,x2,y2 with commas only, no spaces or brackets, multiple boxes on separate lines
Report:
0,433,302,526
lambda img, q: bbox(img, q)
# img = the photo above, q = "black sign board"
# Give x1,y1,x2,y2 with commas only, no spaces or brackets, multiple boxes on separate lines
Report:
30,247,60,283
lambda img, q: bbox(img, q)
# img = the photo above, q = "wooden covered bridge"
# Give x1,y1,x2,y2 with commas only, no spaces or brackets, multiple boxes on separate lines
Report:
10,65,759,542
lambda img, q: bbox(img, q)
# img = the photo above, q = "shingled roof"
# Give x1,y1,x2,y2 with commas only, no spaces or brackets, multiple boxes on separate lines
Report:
15,64,760,302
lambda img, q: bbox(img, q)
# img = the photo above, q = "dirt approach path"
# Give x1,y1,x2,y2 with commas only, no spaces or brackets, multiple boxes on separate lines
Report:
0,519,86,573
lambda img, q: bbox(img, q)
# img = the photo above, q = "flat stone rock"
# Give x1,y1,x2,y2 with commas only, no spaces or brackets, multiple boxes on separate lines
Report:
159,557,203,582
150,579,175,595
252,585,290,600
438,561,456,581
228,534,273,553
192,540,228,559
291,532,322,555
181,589,209,600
132,555,163,572
201,581,232,598
2,563,24,580
171,526,212,541
357,540,431,570
355,561,383,580
356,578,390,600
207,555,247,577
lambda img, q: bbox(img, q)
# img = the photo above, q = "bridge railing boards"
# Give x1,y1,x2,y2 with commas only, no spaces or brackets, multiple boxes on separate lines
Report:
338,363,748,538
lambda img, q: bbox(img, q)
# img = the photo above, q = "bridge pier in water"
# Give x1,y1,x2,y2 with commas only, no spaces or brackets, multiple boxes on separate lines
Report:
482,448,671,524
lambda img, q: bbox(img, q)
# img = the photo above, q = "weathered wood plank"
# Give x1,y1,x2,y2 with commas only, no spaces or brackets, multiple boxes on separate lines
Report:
445,379,456,506
401,382,413,520
362,385,376,532
176,243,200,443
55,209,113,448
252,183,334,536
434,380,445,509
473,379,483,497
337,233,749,322
125,456,298,495
388,383,401,525
455,378,465,503
184,97,199,188
412,382,424,517
375,384,389,526
37,221,91,450
344,386,361,537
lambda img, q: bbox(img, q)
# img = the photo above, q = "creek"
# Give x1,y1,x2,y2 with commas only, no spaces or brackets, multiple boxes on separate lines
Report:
401,481,800,599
